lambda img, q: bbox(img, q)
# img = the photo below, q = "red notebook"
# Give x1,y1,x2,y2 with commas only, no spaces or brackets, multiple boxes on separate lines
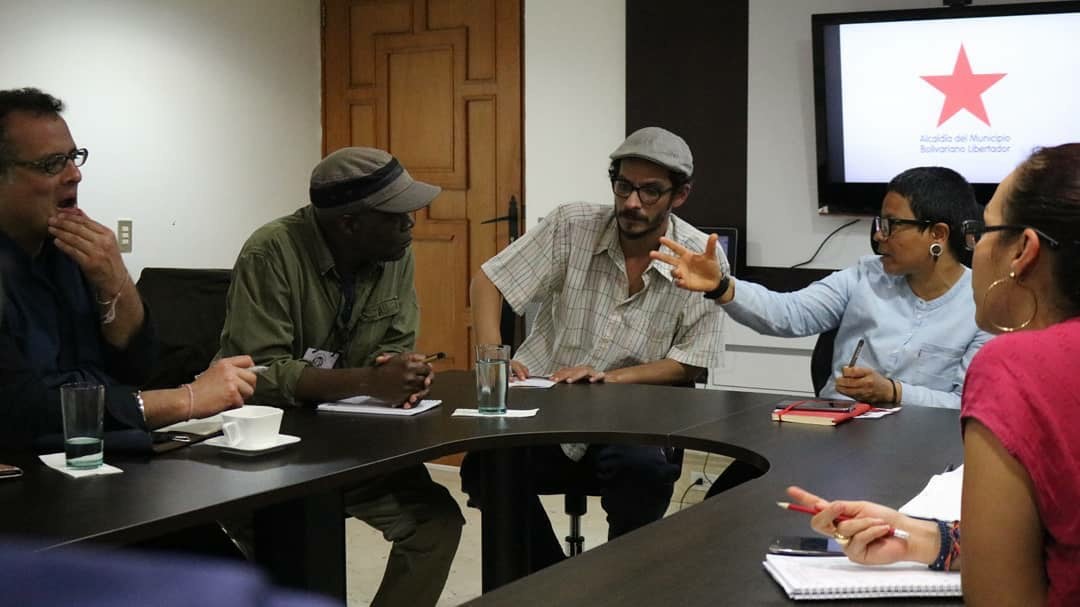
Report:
771,399,872,426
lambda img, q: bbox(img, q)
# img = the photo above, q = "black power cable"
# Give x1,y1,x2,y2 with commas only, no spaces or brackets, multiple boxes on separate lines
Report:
789,219,861,269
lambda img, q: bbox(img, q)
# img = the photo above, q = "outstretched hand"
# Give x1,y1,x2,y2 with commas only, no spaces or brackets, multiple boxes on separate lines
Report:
649,234,723,292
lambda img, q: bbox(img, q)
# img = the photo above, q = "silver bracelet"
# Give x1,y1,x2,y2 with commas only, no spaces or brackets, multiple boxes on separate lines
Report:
134,390,146,425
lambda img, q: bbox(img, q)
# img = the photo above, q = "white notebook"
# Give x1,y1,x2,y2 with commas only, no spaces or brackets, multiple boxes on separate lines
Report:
317,396,441,416
763,555,961,600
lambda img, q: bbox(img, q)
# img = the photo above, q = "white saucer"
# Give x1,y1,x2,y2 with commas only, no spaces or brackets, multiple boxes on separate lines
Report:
204,434,301,456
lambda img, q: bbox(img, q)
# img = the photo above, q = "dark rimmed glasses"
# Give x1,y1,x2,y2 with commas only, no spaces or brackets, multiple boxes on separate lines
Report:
873,215,932,238
961,219,1062,251
12,148,88,176
611,178,674,206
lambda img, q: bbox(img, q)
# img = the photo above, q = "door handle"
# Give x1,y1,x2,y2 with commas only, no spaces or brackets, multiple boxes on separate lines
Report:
480,195,520,241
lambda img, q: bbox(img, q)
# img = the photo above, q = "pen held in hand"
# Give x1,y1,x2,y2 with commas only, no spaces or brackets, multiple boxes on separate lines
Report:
847,338,865,368
422,352,447,363
776,501,910,540
250,365,269,374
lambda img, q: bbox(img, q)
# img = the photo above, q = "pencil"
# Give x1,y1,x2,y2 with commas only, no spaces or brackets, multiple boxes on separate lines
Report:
847,338,865,368
776,501,910,540
423,352,447,363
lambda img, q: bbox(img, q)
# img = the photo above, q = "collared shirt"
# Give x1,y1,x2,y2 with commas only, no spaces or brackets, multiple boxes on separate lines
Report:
483,202,725,377
0,232,155,447
723,255,992,409
217,206,420,405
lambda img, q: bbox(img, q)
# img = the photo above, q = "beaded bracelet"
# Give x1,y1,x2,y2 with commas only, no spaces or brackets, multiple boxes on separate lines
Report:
928,519,961,570
928,519,950,570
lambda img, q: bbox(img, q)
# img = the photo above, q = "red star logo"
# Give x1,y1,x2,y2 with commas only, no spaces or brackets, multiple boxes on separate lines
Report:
920,45,1006,127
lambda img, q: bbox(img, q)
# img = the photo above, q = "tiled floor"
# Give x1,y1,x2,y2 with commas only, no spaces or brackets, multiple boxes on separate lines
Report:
344,456,730,606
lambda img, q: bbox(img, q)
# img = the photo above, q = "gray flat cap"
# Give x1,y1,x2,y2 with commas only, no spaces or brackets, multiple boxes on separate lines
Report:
309,147,441,213
609,127,693,177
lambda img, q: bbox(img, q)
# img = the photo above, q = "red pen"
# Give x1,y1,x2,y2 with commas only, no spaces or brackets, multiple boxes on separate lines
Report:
776,501,910,540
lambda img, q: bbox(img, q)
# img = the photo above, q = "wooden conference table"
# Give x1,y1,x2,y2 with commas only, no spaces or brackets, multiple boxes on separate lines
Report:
0,372,962,604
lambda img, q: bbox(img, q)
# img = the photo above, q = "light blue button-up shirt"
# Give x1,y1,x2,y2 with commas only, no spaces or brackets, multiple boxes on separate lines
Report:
722,255,992,409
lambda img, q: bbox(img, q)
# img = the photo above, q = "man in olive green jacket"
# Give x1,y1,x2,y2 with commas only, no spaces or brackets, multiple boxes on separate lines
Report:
218,147,463,607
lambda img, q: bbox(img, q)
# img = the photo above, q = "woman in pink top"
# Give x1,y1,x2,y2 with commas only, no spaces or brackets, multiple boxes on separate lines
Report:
789,143,1080,606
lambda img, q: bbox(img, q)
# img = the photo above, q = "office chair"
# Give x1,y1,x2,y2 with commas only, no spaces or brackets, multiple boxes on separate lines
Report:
540,447,685,557
810,327,839,397
136,268,233,389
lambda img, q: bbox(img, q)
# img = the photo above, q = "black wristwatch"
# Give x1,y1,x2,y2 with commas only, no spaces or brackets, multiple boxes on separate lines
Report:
703,274,731,300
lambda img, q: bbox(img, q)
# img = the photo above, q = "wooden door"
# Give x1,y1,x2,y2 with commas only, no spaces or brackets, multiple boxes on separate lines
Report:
322,0,523,374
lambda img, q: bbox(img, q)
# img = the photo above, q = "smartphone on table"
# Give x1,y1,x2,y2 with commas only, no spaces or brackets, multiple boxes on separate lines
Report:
774,400,857,413
768,536,845,556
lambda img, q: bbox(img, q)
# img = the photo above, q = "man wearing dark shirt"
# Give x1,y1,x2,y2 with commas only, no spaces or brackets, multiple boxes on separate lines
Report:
0,87,256,447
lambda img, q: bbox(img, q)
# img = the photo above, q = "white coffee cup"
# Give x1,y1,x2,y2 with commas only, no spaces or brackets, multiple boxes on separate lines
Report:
221,405,283,450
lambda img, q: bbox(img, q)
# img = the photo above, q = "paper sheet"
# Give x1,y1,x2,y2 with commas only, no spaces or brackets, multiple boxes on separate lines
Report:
898,465,964,521
452,408,539,418
509,377,556,389
318,397,442,416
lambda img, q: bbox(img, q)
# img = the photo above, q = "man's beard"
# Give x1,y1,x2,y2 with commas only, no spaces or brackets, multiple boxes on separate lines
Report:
616,208,667,240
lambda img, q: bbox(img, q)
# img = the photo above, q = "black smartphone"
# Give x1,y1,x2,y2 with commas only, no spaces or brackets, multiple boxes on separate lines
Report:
768,536,845,556
0,464,23,480
774,400,856,413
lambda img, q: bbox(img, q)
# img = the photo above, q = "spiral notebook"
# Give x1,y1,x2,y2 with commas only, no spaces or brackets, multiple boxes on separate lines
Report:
763,555,961,600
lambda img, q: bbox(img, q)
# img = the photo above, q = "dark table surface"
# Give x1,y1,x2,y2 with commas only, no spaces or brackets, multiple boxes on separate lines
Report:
0,373,962,604
466,404,965,606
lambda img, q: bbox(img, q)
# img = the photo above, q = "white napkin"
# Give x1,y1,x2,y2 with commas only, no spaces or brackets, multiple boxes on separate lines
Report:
38,453,123,478
452,408,539,418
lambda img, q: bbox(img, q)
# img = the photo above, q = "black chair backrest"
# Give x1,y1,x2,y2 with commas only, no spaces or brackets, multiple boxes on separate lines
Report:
810,328,839,397
136,268,233,390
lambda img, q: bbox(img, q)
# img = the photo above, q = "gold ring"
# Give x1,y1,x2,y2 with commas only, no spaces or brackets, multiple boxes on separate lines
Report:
833,533,850,547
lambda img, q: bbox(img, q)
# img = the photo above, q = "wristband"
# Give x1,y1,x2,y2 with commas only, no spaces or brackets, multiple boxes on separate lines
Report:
182,383,195,421
890,378,899,405
703,274,732,300
134,390,146,425
97,275,128,325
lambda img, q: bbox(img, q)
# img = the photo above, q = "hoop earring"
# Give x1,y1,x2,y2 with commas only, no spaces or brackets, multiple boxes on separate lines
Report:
929,242,943,261
982,271,1038,332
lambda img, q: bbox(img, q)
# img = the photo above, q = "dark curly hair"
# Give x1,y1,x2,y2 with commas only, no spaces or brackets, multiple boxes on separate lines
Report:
0,88,65,177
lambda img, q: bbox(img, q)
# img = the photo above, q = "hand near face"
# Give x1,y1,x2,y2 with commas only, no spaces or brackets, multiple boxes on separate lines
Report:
373,352,433,407
550,365,605,384
835,366,894,405
47,208,128,296
649,234,723,292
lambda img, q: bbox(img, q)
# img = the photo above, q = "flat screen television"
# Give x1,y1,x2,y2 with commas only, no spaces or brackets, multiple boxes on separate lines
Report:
813,1,1080,215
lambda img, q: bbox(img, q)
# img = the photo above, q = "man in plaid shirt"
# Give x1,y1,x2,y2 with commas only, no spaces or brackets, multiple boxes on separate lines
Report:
462,127,727,571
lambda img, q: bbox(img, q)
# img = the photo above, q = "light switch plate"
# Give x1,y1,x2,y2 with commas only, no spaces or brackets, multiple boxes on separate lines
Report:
117,219,133,253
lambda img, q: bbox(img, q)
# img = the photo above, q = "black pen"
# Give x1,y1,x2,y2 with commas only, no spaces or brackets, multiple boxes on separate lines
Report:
847,338,865,368
423,352,446,363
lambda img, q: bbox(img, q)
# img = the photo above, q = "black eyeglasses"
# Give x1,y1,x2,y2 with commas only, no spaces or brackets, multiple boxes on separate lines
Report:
873,215,932,238
611,178,674,206
12,148,88,176
961,219,1062,251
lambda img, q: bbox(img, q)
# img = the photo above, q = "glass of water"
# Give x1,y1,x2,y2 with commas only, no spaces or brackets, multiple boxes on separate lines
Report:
475,344,510,414
60,382,105,469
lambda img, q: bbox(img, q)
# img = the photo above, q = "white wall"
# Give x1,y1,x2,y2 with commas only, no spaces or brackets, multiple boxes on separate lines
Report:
0,0,322,278
523,0,625,227
746,0,1068,270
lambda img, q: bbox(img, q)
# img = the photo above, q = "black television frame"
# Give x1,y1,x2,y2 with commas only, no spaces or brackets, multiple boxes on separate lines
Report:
812,0,1080,215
